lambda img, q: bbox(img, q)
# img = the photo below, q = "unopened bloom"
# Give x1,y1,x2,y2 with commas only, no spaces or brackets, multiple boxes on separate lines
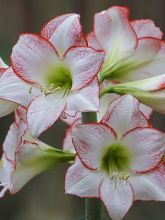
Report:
111,74,165,114
0,107,74,197
11,14,104,137
87,6,165,83
65,95,165,220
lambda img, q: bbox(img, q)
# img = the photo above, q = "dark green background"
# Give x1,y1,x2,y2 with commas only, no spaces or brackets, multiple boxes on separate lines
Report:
0,0,165,219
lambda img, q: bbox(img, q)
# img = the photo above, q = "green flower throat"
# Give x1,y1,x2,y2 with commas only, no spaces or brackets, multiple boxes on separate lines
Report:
101,143,131,177
44,65,72,93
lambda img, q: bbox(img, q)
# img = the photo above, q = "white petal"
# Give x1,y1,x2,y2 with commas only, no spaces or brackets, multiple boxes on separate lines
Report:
11,34,60,86
0,155,13,197
102,95,149,137
65,157,102,197
0,99,17,117
0,68,39,109
139,104,153,120
64,47,104,91
97,93,119,122
72,123,116,170
27,91,67,137
11,142,46,193
131,19,163,39
63,127,75,153
3,121,27,162
100,178,133,220
61,111,81,125
112,37,161,82
87,32,102,50
66,78,99,114
94,6,137,54
0,57,8,68
41,14,86,56
129,162,165,201
122,128,165,172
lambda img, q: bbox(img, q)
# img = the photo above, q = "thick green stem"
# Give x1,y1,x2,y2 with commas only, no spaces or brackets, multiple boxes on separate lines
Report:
81,112,102,220
81,112,111,220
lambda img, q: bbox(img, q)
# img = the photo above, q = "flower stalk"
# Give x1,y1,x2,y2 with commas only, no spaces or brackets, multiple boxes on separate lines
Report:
82,112,105,220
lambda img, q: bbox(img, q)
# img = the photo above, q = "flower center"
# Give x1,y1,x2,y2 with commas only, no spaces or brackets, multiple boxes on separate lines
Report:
44,65,72,94
101,143,131,178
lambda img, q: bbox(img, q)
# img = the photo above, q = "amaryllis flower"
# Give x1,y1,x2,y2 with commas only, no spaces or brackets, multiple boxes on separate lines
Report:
0,57,39,117
0,107,74,197
111,74,165,114
11,14,104,137
65,95,165,220
87,6,165,83
63,95,152,153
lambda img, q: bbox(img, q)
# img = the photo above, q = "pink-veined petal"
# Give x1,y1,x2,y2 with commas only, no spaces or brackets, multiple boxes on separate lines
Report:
87,32,102,50
139,103,153,120
0,68,39,108
64,46,104,91
100,177,133,220
129,162,165,201
61,111,81,126
97,93,119,122
102,95,149,137
41,14,86,56
27,91,67,137
66,78,99,115
122,128,165,173
72,123,116,170
65,157,102,198
3,121,27,162
131,19,163,39
11,34,60,86
94,6,137,54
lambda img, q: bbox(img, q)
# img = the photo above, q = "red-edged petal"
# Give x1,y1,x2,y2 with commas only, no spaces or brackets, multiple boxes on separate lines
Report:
131,41,165,77
0,68,39,109
129,162,165,201
61,112,81,125
64,46,104,91
87,32,102,50
3,121,27,162
0,57,8,69
65,157,102,198
122,128,165,173
72,123,117,170
139,104,153,120
41,14,86,56
94,6,137,54
120,37,161,81
27,91,67,137
100,177,133,220
66,78,99,115
63,127,75,153
97,93,119,123
11,34,59,86
131,19,163,39
102,95,149,137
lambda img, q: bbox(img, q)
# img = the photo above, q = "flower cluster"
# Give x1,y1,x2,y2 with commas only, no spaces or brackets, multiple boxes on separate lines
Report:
0,5,165,220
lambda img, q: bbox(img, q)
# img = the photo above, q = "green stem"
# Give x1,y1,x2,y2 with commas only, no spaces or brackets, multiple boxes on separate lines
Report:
81,112,102,220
